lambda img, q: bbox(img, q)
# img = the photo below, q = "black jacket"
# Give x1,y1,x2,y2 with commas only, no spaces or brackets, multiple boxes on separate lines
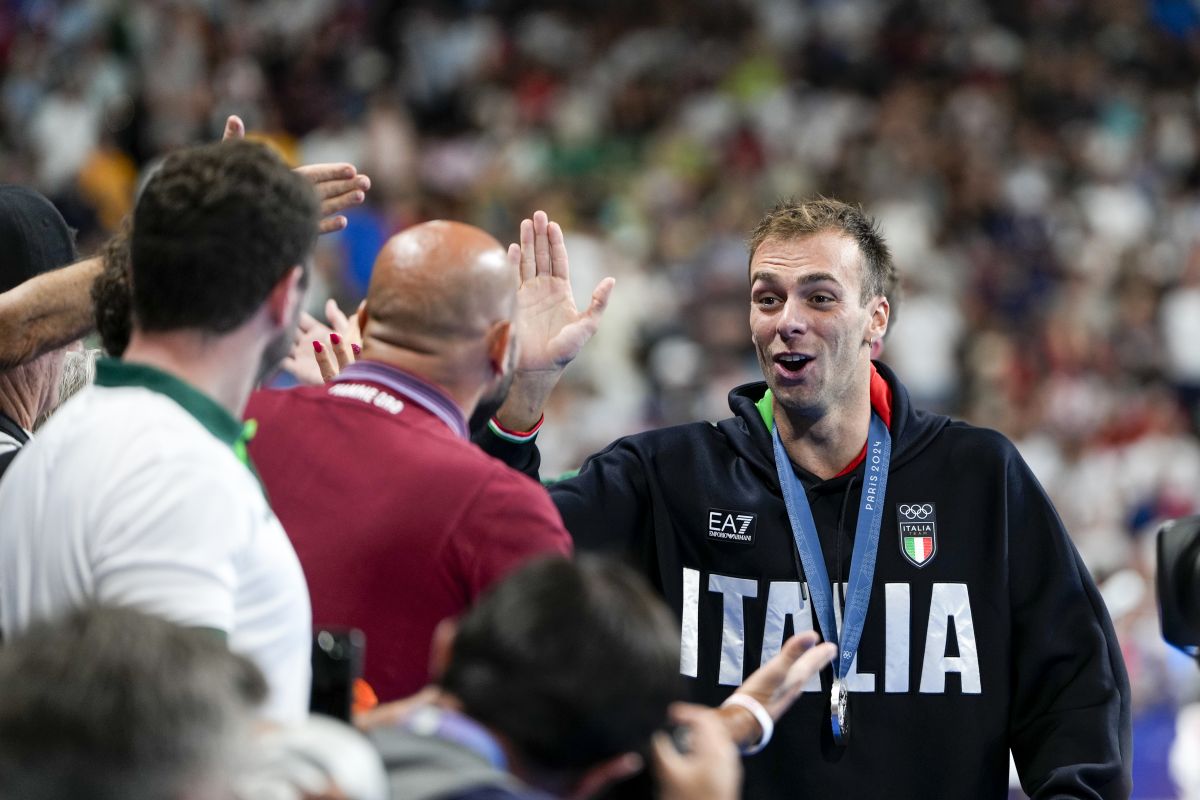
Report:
478,361,1131,799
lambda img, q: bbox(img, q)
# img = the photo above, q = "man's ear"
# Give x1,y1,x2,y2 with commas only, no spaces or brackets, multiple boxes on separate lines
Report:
565,752,644,800
486,320,513,375
865,296,889,348
428,618,458,682
265,265,305,327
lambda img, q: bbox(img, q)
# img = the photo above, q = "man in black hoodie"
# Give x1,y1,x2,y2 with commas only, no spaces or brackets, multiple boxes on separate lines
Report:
474,202,1131,799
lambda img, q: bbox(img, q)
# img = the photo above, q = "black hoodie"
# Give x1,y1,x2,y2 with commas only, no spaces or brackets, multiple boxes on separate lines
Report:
477,361,1131,800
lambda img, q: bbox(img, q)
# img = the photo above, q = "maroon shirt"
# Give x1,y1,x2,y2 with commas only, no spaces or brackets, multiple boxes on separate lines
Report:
246,362,571,701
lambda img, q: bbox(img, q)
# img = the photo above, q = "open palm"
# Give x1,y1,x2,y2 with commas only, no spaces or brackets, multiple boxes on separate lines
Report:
508,211,615,375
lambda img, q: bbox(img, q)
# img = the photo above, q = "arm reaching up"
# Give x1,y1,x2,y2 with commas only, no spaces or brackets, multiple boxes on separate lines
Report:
494,209,615,431
0,115,372,370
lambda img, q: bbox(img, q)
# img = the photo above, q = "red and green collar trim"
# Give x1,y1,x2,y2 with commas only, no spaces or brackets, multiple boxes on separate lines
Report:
754,363,893,477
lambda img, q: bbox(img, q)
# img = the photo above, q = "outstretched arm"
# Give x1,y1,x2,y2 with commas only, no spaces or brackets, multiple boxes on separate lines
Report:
714,631,837,751
0,115,371,370
0,257,104,370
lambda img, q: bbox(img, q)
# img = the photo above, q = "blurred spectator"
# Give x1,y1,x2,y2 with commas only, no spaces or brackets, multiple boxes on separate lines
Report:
247,220,572,702
0,185,76,478
363,555,834,800
1162,247,1200,430
0,605,265,800
366,555,683,799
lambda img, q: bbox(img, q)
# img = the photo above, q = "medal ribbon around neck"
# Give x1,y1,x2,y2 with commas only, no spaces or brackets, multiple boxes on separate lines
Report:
771,413,891,743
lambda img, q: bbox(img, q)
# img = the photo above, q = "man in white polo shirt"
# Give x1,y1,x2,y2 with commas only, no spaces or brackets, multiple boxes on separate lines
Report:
0,140,318,724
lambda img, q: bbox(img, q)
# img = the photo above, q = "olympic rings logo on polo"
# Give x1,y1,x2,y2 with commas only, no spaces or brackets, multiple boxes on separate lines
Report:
898,503,934,520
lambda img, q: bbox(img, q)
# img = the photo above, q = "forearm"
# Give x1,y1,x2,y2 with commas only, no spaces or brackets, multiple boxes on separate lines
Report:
714,703,762,751
0,257,101,369
494,369,562,431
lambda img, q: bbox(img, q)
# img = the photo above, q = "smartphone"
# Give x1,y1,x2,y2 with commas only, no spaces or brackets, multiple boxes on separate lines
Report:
309,627,365,721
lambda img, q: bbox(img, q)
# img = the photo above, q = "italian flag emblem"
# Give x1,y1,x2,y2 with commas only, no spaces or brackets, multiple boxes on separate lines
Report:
904,536,934,565
897,503,937,567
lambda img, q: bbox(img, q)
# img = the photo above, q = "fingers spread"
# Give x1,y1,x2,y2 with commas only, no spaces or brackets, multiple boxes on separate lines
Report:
312,174,371,201
786,642,837,686
320,192,367,220
294,162,358,184
779,630,821,660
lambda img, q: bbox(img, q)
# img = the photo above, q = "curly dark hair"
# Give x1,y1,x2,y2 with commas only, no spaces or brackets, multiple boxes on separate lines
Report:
92,217,133,357
130,140,318,334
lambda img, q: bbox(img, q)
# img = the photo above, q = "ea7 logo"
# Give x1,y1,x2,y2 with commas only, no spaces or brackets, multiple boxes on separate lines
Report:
897,502,937,567
707,509,757,545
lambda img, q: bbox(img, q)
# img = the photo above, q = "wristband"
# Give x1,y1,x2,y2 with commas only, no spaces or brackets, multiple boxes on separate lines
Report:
721,693,773,755
488,415,544,443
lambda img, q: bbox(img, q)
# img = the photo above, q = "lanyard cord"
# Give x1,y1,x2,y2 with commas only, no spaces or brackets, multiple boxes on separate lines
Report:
834,474,857,614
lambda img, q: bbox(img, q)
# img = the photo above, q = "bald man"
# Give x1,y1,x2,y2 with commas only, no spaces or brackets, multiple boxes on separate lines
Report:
244,220,571,702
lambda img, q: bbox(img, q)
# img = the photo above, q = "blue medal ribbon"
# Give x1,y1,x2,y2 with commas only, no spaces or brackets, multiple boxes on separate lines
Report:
771,413,891,744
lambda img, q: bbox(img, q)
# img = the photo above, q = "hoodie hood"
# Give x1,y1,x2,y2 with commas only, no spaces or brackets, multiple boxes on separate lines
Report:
717,359,950,489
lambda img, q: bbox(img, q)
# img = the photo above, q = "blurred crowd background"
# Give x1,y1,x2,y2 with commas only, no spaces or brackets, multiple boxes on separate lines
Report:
2,0,1199,795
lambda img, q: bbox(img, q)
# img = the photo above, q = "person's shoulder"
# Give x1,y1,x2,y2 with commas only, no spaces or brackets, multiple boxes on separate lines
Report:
28,385,204,462
939,419,1018,448
602,419,730,455
245,384,329,420
930,418,1025,467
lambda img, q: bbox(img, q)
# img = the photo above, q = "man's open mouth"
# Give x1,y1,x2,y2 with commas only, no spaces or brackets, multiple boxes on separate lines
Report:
773,353,813,376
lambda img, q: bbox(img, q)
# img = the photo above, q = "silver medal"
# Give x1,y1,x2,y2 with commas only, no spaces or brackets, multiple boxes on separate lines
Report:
830,679,850,744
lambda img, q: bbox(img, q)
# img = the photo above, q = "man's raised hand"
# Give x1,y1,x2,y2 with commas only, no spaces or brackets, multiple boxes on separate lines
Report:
221,114,370,234
494,210,615,430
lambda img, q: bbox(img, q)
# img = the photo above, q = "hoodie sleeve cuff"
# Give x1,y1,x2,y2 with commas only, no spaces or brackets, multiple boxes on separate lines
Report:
488,415,544,443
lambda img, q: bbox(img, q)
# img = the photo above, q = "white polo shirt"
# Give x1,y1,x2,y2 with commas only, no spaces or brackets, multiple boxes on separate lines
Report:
0,359,312,724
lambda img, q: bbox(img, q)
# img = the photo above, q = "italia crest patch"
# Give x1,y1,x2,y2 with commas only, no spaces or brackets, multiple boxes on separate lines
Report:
898,502,937,567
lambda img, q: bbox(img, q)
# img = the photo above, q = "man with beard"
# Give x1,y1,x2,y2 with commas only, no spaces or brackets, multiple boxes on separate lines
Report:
0,140,319,724
244,220,573,703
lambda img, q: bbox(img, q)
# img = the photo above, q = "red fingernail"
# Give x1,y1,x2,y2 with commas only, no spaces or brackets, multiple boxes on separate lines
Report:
312,340,323,353
330,332,341,345
351,343,361,355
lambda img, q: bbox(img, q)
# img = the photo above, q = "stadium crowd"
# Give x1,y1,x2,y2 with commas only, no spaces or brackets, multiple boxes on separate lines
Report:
0,0,1197,797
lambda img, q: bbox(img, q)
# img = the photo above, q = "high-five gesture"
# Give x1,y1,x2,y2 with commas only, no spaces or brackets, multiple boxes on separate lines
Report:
495,210,615,430
222,115,370,234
